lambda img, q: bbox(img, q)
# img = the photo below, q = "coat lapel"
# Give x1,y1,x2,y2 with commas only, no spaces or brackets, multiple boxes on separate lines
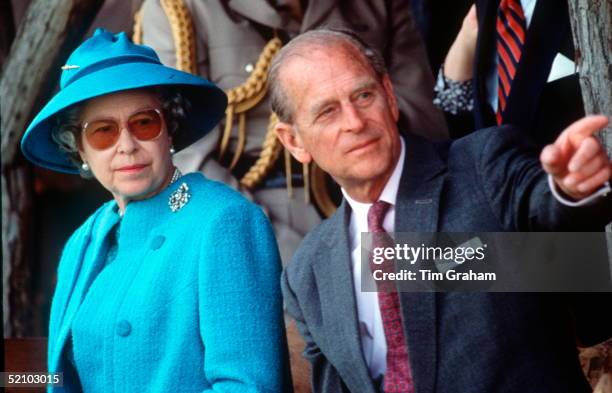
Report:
49,203,120,371
473,0,499,128
396,133,447,393
313,202,378,393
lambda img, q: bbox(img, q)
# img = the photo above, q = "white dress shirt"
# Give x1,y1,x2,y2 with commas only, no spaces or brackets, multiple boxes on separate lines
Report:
341,138,406,380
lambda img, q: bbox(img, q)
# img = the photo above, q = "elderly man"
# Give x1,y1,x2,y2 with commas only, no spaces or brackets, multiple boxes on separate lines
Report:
272,29,612,393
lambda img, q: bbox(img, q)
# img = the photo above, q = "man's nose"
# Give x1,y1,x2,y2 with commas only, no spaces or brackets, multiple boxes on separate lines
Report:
340,103,365,133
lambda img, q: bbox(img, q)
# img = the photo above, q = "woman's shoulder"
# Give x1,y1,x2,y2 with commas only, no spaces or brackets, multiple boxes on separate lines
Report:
180,172,260,212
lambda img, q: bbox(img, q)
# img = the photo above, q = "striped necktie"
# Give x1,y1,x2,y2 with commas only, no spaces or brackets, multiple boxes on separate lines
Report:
496,0,527,124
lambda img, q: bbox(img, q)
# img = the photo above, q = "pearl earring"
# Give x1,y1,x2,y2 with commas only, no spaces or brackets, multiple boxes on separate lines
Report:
81,162,90,171
169,147,176,154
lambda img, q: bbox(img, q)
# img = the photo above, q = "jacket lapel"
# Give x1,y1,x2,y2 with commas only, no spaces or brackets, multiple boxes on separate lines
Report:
313,202,378,393
473,0,499,128
395,134,446,233
396,133,447,393
49,203,120,371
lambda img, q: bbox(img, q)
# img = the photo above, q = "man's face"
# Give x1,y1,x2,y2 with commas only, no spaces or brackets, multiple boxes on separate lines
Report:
276,44,402,199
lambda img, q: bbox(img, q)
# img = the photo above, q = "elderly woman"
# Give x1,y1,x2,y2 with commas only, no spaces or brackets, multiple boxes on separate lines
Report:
21,29,290,392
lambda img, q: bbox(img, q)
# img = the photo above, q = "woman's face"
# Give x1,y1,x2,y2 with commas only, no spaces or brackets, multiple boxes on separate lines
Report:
78,89,174,211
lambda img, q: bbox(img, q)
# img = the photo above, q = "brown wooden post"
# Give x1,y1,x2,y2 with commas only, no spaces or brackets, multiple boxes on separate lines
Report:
1,0,104,337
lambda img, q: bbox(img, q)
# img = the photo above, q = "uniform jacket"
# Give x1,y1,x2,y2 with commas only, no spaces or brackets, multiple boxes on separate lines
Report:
48,173,290,392
282,128,612,393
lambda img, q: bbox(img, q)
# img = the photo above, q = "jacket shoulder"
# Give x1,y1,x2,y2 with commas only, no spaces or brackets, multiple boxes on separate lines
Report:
181,172,263,214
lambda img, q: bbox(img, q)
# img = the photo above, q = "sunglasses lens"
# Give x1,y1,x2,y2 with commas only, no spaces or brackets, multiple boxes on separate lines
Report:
84,120,120,150
128,109,163,141
83,109,164,150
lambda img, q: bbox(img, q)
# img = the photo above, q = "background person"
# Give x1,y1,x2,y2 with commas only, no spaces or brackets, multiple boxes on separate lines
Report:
434,0,584,143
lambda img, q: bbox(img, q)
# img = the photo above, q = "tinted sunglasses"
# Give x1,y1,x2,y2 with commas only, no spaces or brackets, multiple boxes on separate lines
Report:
82,108,164,150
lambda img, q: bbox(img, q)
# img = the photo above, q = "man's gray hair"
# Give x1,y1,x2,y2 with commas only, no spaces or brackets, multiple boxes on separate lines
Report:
268,28,387,123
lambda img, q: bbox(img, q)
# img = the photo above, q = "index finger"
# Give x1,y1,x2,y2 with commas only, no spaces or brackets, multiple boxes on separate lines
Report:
558,115,609,148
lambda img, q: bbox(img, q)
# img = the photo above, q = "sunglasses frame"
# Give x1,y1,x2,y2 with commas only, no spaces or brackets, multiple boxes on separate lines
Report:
81,108,165,151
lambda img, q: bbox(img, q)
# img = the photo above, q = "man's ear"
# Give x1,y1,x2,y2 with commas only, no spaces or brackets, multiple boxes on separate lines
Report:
275,121,312,164
382,74,399,122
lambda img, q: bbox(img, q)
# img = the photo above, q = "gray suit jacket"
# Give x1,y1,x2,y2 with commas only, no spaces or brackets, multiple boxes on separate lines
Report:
282,127,612,393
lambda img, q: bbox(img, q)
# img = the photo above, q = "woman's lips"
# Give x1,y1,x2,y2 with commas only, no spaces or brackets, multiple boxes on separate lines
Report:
116,164,147,173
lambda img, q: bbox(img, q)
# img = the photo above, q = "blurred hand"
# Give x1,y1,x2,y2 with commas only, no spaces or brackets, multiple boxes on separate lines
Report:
540,115,611,200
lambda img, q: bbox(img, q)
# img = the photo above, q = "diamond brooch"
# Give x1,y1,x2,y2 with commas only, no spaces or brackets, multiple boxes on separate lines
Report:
168,183,191,212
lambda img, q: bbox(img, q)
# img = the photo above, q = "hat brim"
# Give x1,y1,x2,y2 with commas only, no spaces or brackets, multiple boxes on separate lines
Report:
21,62,227,174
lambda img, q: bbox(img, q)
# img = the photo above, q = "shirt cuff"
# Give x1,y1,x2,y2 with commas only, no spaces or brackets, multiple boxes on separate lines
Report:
432,65,474,115
548,175,612,207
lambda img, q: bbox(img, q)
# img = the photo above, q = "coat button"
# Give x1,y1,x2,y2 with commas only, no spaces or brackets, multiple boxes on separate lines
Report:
116,320,132,337
150,235,165,250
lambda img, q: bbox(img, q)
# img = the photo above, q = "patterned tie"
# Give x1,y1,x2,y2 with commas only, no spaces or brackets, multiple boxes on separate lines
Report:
496,0,527,124
367,201,414,393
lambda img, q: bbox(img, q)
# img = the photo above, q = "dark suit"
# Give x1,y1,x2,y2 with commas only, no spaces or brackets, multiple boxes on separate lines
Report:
469,0,583,145
282,128,612,393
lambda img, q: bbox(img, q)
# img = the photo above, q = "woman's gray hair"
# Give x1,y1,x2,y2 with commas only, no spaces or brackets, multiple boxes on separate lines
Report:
268,28,388,123
51,86,191,178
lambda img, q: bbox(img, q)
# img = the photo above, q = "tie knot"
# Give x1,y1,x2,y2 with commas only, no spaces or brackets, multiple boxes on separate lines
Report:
367,200,391,233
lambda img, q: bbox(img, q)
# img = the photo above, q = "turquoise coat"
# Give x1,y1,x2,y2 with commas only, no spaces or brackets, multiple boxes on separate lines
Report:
48,173,290,392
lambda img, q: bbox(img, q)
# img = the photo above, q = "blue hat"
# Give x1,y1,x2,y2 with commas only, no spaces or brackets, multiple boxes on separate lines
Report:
21,29,227,174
